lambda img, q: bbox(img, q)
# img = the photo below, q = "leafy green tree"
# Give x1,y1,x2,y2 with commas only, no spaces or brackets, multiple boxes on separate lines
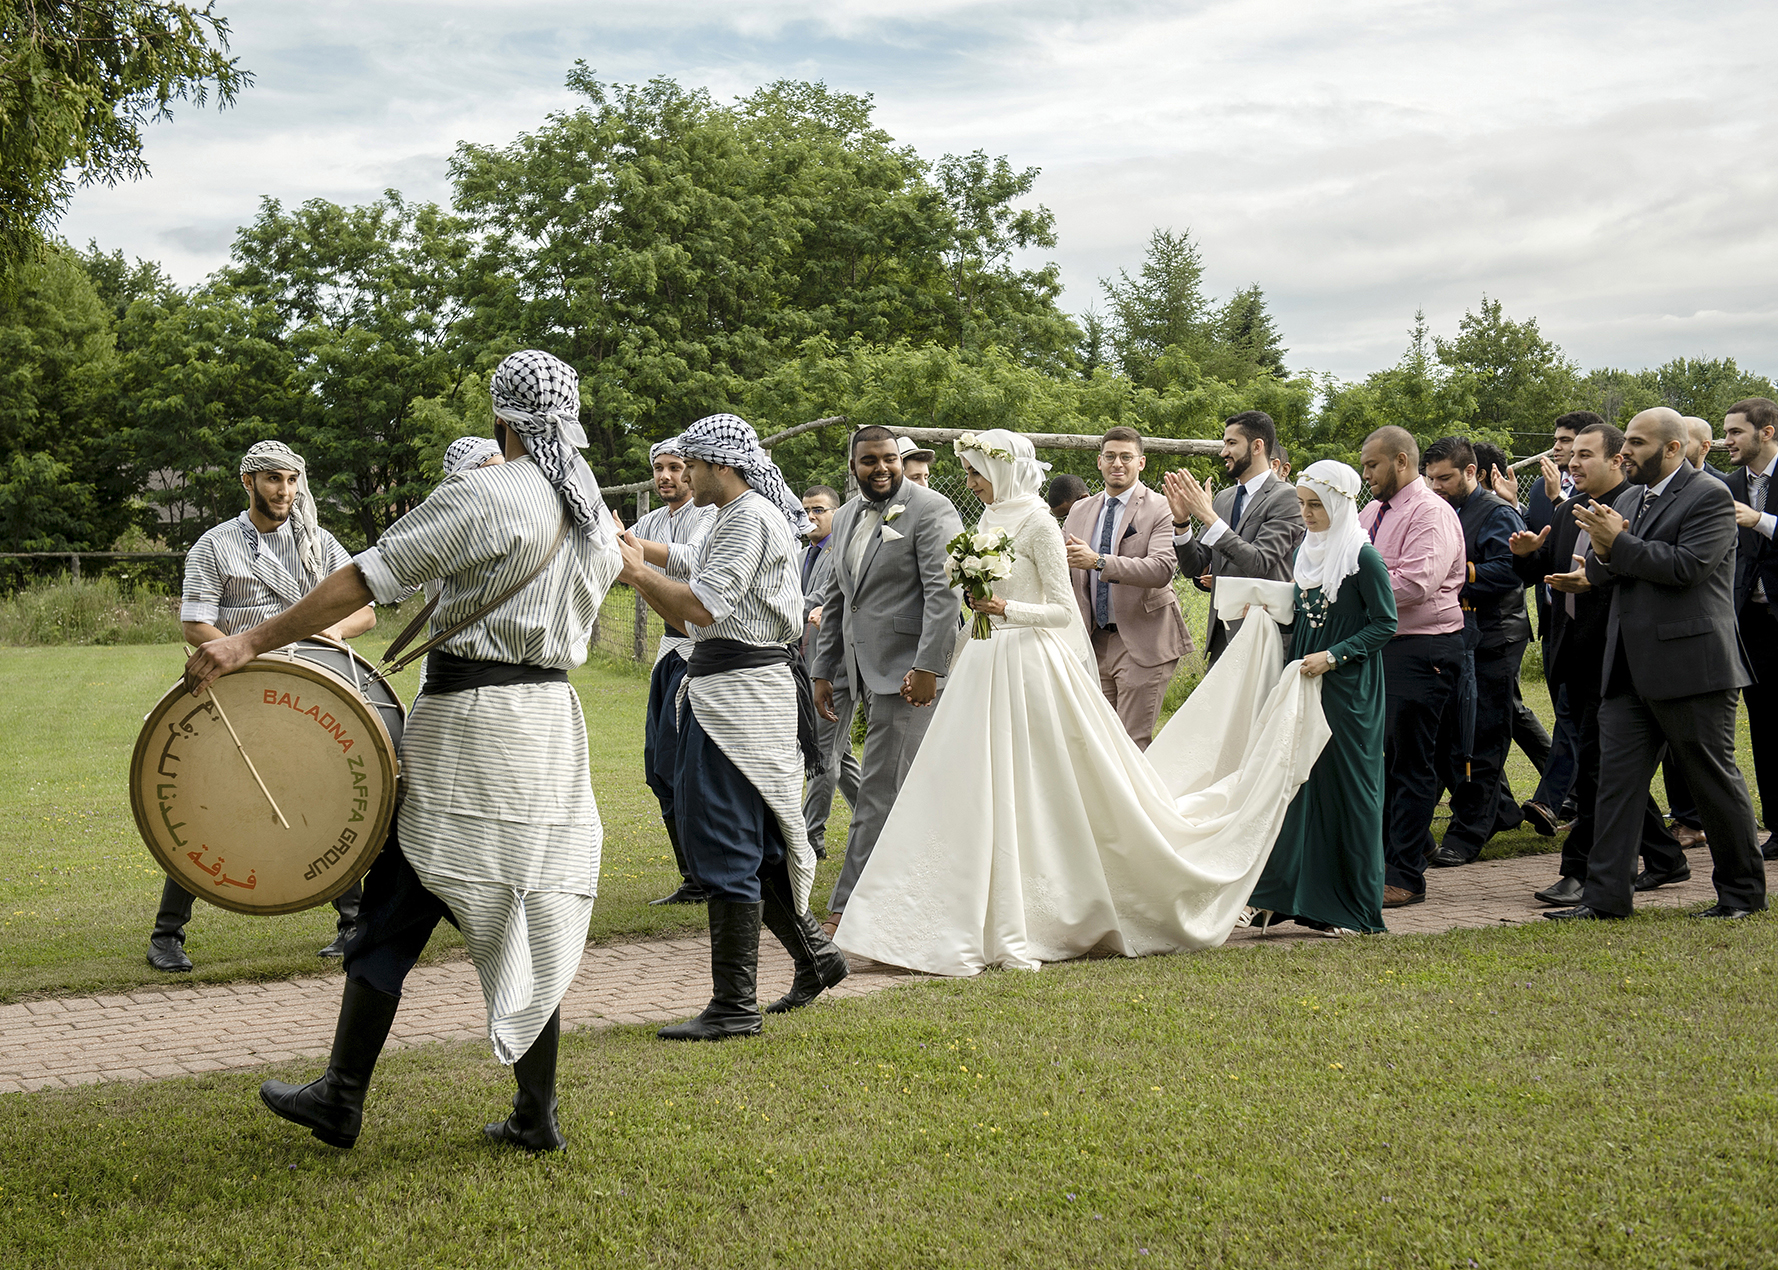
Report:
1433,295,1578,439
1101,228,1208,386
1577,357,1777,427
222,191,473,544
0,243,127,549
0,1,249,281
1209,284,1288,380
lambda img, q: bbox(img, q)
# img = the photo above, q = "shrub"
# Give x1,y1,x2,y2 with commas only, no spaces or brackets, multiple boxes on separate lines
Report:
0,575,182,645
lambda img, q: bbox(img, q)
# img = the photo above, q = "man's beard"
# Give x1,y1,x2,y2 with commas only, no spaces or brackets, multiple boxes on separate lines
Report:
251,488,290,526
1226,448,1258,482
1625,452,1660,485
863,472,904,506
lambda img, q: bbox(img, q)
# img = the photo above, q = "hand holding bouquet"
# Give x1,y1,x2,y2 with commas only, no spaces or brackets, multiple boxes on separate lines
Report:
945,526,1017,639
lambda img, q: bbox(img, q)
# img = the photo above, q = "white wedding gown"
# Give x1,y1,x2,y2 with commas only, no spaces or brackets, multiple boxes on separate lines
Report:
834,504,1332,976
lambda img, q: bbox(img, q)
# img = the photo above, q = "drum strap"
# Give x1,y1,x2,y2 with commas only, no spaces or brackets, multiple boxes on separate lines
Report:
376,514,573,682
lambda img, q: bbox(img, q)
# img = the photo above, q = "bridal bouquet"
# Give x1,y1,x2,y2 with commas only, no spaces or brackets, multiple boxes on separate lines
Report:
945,526,1017,640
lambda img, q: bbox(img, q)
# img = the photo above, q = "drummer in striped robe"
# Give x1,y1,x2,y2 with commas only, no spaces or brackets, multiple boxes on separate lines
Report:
186,350,623,1154
617,413,850,1040
629,435,717,906
148,440,377,974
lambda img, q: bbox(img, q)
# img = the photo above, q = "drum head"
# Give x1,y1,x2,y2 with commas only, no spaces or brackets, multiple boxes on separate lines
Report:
130,654,401,915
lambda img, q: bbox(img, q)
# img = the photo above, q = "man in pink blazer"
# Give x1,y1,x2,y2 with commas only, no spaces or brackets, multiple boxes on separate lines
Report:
1064,427,1191,749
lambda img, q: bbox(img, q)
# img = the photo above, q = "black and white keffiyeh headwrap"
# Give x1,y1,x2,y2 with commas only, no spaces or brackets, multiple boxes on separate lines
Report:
490,349,609,541
442,435,502,477
676,413,812,537
649,435,686,463
239,440,325,582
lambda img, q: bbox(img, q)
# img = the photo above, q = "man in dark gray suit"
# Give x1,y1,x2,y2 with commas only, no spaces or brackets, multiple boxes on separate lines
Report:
811,426,964,936
797,485,860,861
1163,410,1305,662
1548,407,1768,922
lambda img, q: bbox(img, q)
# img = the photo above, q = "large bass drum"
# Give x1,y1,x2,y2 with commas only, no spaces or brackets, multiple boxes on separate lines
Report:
129,638,405,916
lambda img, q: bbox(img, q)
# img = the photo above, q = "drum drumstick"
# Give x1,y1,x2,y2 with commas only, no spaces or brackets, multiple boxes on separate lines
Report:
187,646,290,829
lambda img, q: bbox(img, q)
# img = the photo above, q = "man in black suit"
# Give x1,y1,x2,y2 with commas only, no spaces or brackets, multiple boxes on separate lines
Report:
1423,436,1533,864
1510,423,1688,905
1548,407,1767,921
1723,397,1778,860
1165,410,1306,663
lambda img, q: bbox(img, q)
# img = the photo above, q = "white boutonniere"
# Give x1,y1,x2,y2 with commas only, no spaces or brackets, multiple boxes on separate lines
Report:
884,503,907,524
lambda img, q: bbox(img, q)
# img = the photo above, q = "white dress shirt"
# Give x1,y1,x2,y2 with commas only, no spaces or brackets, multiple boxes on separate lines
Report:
1173,469,1270,547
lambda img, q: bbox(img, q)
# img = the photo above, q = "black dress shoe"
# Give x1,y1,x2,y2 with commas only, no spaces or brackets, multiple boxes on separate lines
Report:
1534,876,1584,906
648,882,709,906
318,927,355,958
1522,801,1559,838
1690,904,1761,920
1428,845,1475,868
146,934,192,973
1543,905,1627,921
1633,865,1691,892
1761,837,1778,862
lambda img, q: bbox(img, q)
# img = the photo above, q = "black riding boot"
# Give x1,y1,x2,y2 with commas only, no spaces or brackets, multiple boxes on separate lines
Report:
485,1008,566,1152
319,881,363,958
260,978,399,1149
657,899,763,1040
146,877,195,972
648,817,710,906
760,860,849,1014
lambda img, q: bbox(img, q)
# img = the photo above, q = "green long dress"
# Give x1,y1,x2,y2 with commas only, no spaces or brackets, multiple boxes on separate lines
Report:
1248,544,1398,933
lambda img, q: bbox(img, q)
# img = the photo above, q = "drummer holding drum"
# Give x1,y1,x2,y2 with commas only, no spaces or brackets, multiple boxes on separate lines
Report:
146,440,376,974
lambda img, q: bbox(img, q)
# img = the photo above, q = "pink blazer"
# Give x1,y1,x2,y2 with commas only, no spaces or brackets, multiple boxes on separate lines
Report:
1064,481,1190,668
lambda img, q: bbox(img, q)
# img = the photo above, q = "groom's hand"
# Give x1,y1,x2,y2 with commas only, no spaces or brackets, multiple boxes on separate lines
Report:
813,678,838,722
902,668,938,707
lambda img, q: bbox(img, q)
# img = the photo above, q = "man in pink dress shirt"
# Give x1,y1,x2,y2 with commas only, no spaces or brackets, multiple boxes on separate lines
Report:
1357,426,1467,908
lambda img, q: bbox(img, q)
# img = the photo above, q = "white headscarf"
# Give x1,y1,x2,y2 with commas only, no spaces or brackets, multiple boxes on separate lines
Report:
1294,459,1367,604
239,440,324,583
956,429,1051,535
442,436,502,477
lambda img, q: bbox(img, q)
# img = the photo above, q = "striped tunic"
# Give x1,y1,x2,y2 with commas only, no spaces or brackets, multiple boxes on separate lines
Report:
180,512,353,634
632,498,715,664
354,456,623,1063
678,491,818,909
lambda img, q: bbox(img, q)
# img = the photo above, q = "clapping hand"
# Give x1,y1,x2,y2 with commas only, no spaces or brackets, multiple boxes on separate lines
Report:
1571,499,1627,559
1163,469,1216,526
1540,455,1564,504
1546,554,1591,594
1509,525,1550,557
1064,534,1101,571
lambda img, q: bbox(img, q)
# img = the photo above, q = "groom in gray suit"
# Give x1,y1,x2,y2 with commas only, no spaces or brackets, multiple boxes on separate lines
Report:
811,426,964,934
1165,410,1305,663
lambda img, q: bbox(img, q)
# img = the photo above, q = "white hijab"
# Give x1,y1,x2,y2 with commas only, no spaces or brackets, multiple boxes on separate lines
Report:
957,429,1051,535
1294,459,1367,604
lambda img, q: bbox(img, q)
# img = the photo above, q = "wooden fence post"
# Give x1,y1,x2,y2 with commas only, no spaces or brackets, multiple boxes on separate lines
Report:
633,489,650,663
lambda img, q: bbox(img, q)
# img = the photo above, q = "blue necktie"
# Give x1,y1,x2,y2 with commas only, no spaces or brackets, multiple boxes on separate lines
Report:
1095,495,1120,627
1229,484,1248,533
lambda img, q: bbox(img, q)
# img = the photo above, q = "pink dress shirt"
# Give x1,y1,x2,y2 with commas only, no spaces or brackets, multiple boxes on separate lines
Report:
1356,476,1465,637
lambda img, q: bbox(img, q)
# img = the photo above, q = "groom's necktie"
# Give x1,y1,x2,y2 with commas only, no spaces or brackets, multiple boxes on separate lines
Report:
1095,495,1120,628
1229,483,1248,533
847,505,879,581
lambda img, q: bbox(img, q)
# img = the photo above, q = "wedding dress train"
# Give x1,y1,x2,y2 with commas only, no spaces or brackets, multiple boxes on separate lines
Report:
834,497,1330,976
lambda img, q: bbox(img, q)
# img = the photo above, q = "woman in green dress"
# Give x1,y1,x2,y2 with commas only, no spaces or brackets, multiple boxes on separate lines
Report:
1248,459,1398,934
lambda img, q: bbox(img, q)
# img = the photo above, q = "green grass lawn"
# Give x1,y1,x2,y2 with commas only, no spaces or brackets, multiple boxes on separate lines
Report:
2,916,1773,1268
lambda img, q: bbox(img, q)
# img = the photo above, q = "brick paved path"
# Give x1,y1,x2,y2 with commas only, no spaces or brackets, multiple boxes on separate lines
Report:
0,844,1750,1095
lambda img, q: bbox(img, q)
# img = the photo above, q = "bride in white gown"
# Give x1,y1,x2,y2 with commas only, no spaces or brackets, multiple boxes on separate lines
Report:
834,429,1332,976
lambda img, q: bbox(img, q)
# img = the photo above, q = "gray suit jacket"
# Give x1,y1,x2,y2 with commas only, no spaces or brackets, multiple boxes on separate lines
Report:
1585,461,1752,701
1173,472,1305,654
811,480,964,696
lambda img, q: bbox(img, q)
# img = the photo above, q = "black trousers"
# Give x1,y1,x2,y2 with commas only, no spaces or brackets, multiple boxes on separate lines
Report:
1740,601,1778,835
338,826,460,999
643,651,689,821
154,876,361,940
1382,632,1464,894
1556,683,1685,882
1437,638,1526,858
1582,689,1766,917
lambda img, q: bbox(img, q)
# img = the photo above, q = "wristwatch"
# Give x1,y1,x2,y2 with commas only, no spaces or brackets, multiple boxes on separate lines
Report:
1173,521,1191,531
1093,554,1106,572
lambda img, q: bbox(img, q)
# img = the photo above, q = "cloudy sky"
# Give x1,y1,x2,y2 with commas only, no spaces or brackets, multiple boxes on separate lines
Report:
60,0,1778,381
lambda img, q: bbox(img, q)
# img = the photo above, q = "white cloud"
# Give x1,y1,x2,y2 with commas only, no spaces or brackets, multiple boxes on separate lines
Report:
57,0,1778,381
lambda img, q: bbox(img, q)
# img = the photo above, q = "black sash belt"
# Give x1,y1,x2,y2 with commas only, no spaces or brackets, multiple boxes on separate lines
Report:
423,649,569,696
664,623,687,640
685,638,826,778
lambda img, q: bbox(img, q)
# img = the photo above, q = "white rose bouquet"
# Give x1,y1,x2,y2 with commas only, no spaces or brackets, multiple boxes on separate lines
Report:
944,525,1017,640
